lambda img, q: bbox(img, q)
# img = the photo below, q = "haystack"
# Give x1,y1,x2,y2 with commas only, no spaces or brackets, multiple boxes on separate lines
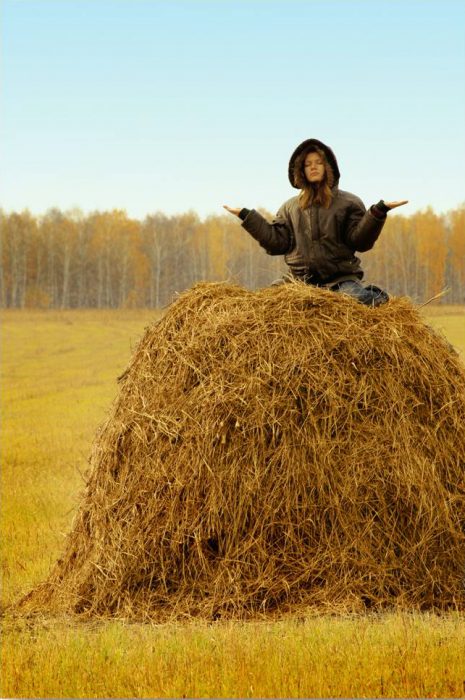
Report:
20,282,465,620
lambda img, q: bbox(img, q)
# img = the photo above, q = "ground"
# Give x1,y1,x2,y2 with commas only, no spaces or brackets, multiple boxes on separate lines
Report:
1,304,465,698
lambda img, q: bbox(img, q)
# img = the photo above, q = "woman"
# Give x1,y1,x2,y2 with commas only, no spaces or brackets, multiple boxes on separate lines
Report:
224,138,408,307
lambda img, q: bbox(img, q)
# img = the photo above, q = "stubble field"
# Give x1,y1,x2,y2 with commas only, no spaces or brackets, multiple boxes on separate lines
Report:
1,304,465,698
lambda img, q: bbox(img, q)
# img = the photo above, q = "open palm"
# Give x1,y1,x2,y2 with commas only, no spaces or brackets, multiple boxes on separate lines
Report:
385,200,409,210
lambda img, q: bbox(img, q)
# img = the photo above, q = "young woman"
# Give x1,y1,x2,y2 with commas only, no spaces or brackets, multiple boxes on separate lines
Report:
224,138,408,307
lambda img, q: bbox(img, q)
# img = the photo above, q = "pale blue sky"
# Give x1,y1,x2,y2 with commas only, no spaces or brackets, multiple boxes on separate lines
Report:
2,0,465,219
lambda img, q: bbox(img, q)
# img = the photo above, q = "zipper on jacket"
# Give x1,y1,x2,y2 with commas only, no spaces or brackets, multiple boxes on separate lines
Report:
311,206,320,241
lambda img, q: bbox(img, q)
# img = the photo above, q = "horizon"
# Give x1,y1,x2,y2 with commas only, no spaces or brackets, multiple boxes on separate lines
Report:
1,198,464,223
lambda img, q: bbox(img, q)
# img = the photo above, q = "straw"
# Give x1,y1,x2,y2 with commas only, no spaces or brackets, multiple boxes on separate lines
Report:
18,282,465,621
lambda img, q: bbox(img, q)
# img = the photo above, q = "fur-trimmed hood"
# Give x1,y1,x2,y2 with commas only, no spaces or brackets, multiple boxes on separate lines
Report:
288,138,341,189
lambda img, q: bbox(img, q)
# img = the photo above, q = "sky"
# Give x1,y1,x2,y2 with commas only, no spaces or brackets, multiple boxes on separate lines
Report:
2,0,465,220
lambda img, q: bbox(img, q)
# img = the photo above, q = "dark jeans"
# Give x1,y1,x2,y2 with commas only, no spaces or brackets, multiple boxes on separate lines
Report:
271,275,390,307
330,280,389,307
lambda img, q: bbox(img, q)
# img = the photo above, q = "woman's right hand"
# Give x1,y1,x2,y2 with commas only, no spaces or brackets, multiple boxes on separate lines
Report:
223,205,242,217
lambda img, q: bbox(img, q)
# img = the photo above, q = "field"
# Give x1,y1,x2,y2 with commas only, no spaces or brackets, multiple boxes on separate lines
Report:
1,304,465,698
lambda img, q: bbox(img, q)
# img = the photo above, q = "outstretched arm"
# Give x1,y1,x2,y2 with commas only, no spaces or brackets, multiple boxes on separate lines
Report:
346,198,408,251
223,204,293,255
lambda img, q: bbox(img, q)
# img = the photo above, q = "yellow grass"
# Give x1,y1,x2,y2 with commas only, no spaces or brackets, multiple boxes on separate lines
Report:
1,304,465,698
3,613,465,698
420,304,465,354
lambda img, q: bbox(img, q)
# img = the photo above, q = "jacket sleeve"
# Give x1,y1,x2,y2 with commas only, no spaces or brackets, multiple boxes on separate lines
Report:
241,207,293,255
344,198,387,252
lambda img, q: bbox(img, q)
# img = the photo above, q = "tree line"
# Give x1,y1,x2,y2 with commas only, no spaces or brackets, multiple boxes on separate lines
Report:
1,204,464,309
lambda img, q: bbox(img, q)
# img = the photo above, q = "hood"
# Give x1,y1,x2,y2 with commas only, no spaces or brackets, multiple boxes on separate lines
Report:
288,138,340,189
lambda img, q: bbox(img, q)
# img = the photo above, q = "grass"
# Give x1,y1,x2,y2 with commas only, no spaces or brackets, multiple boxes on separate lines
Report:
3,613,465,698
1,303,465,698
1,309,157,601
420,303,465,353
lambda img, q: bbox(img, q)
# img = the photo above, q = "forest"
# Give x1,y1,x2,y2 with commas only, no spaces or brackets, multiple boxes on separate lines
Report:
1,204,464,308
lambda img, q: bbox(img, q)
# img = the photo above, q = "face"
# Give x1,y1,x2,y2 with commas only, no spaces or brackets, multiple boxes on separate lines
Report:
304,151,325,184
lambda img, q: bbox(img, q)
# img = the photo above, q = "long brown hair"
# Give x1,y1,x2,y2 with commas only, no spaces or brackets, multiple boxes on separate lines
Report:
293,147,336,210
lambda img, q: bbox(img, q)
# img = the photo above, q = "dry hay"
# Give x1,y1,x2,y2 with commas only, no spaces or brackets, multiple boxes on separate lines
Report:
19,282,465,621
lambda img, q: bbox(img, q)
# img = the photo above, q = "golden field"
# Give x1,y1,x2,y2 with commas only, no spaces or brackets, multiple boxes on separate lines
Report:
1,304,465,699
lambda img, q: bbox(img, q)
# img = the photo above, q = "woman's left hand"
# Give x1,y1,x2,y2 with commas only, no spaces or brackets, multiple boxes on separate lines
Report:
223,205,242,217
384,200,409,209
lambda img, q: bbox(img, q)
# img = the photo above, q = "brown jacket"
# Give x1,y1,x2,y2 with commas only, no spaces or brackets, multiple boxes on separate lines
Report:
241,186,386,285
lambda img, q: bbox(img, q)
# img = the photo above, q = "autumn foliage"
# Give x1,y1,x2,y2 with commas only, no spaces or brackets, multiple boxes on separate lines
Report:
1,204,464,308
